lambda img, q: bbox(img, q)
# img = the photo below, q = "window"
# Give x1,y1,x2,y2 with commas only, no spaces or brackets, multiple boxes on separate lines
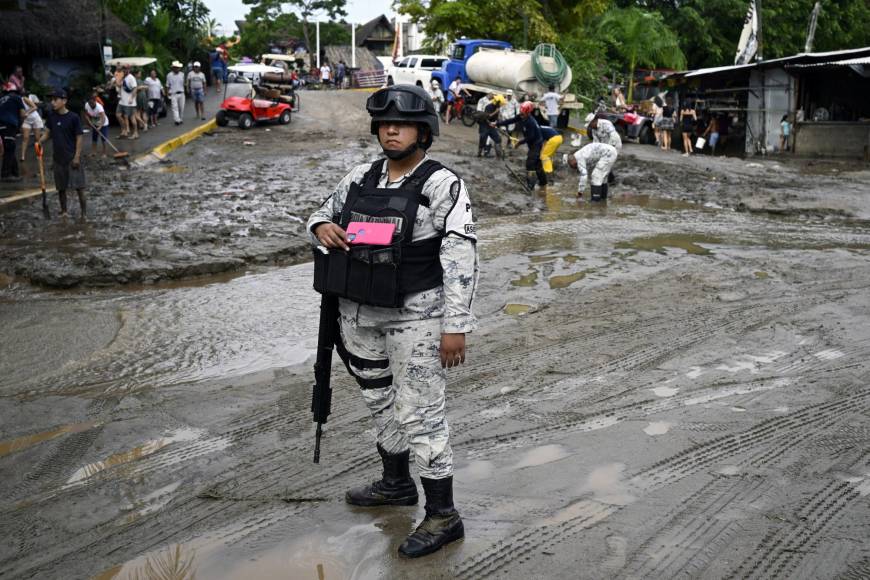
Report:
421,58,446,69
451,45,465,60
408,57,418,67
397,58,410,68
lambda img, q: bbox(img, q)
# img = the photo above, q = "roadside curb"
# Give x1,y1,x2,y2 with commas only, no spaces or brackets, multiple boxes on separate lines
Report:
134,118,218,167
0,187,49,206
1,119,218,207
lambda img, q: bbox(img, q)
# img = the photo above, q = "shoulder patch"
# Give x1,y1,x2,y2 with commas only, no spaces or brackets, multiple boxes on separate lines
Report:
449,180,460,203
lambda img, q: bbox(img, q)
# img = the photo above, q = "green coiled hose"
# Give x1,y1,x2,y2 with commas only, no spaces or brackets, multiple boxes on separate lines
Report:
532,43,568,87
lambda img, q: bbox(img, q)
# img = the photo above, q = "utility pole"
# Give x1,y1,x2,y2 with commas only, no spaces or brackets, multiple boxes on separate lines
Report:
316,20,320,69
805,1,822,53
756,0,763,61
757,0,766,153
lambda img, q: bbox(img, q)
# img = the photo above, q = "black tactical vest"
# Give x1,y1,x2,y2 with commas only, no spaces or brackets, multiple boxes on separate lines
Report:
313,158,448,308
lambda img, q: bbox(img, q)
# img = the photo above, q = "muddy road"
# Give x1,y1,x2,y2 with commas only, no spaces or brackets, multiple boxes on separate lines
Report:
2,91,870,579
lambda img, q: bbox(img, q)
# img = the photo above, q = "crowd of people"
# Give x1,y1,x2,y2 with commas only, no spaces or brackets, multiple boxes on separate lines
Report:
425,77,618,201
0,54,232,217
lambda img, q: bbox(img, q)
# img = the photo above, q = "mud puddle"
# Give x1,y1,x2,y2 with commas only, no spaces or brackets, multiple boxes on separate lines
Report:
96,513,392,580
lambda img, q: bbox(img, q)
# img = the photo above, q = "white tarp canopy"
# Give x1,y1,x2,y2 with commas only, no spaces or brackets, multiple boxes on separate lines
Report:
106,57,157,67
261,54,296,62
228,63,284,75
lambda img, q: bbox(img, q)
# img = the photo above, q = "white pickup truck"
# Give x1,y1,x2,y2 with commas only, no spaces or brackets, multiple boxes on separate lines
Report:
386,55,448,87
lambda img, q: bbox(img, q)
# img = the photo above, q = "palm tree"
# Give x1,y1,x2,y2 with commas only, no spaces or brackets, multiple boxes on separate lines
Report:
202,17,221,39
598,7,686,102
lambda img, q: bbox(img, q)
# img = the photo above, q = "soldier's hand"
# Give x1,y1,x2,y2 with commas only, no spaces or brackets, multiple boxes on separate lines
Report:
440,333,466,369
314,222,349,251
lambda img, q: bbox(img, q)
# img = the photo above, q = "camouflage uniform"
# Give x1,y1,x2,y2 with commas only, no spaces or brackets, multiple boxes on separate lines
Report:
307,155,478,479
592,118,623,151
573,142,618,190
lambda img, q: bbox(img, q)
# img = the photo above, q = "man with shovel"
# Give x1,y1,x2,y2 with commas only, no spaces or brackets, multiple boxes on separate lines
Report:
84,92,109,157
39,89,86,218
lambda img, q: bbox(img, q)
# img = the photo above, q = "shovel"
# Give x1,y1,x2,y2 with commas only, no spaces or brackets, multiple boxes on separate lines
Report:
34,143,50,218
502,159,533,194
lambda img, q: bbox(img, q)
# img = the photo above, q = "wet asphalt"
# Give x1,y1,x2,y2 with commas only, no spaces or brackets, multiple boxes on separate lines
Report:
1,91,870,579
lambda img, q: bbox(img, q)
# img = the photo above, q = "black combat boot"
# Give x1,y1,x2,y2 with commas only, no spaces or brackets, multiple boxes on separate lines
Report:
607,169,616,184
600,182,609,200
346,444,418,506
398,476,464,558
477,148,483,157
526,171,537,191
590,184,603,202
494,143,504,159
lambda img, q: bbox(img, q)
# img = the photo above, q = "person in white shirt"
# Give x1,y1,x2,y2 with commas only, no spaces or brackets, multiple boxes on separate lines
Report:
118,64,139,138
84,92,109,157
445,76,469,125
19,93,43,163
187,62,207,121
539,84,563,128
320,63,332,85
429,79,445,119
165,61,186,125
144,69,163,128
498,89,519,133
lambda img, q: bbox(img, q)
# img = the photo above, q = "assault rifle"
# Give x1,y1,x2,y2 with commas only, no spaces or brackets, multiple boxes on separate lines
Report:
311,294,338,463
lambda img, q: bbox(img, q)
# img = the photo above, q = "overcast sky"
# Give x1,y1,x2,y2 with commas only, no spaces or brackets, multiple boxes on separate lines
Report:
202,0,397,34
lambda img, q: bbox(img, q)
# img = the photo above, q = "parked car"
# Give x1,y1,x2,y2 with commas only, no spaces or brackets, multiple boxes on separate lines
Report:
387,55,448,87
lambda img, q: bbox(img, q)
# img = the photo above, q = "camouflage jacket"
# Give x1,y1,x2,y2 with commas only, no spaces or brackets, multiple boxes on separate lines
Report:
307,155,479,334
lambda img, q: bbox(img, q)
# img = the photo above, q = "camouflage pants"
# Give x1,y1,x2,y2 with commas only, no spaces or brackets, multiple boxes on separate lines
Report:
339,315,453,479
590,150,618,186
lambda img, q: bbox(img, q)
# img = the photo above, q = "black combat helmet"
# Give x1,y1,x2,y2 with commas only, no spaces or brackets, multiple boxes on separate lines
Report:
366,84,439,150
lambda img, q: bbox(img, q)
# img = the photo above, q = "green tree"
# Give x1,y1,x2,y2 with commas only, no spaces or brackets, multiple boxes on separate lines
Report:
616,0,870,68
395,0,557,52
597,6,686,100
243,0,347,67
107,0,212,65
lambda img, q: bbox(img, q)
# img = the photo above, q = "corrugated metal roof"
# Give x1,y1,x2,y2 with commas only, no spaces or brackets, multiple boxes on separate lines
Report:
668,46,870,79
684,63,755,77
786,56,870,68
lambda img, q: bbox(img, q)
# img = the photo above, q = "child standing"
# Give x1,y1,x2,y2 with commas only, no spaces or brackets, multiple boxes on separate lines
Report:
40,89,86,218
779,114,791,153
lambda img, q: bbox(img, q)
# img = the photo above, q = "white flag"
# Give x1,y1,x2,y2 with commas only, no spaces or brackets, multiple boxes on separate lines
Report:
735,0,759,65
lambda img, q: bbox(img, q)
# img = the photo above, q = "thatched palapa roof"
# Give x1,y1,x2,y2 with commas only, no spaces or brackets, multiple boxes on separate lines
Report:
356,15,393,48
0,0,136,59
323,45,382,71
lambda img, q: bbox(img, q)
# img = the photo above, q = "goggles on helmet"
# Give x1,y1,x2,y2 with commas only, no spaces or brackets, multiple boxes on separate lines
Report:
366,87,430,115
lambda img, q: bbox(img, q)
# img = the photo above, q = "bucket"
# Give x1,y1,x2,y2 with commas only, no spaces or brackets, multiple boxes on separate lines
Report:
695,137,706,149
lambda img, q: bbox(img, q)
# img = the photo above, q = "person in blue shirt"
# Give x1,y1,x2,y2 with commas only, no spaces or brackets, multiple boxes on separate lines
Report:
779,114,791,153
0,82,26,181
39,89,86,218
497,100,547,190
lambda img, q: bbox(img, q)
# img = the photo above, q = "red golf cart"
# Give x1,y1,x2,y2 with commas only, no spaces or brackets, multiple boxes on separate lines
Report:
215,64,292,130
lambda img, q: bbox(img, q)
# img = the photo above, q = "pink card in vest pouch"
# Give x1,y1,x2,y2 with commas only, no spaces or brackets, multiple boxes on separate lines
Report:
347,221,396,245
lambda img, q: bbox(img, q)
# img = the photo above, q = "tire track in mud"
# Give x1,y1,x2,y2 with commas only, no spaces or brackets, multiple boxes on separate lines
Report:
9,276,870,576
616,477,773,579
726,473,867,579
450,390,870,579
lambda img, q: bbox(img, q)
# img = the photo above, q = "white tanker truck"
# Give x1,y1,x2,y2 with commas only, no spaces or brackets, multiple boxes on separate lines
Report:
430,39,583,122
